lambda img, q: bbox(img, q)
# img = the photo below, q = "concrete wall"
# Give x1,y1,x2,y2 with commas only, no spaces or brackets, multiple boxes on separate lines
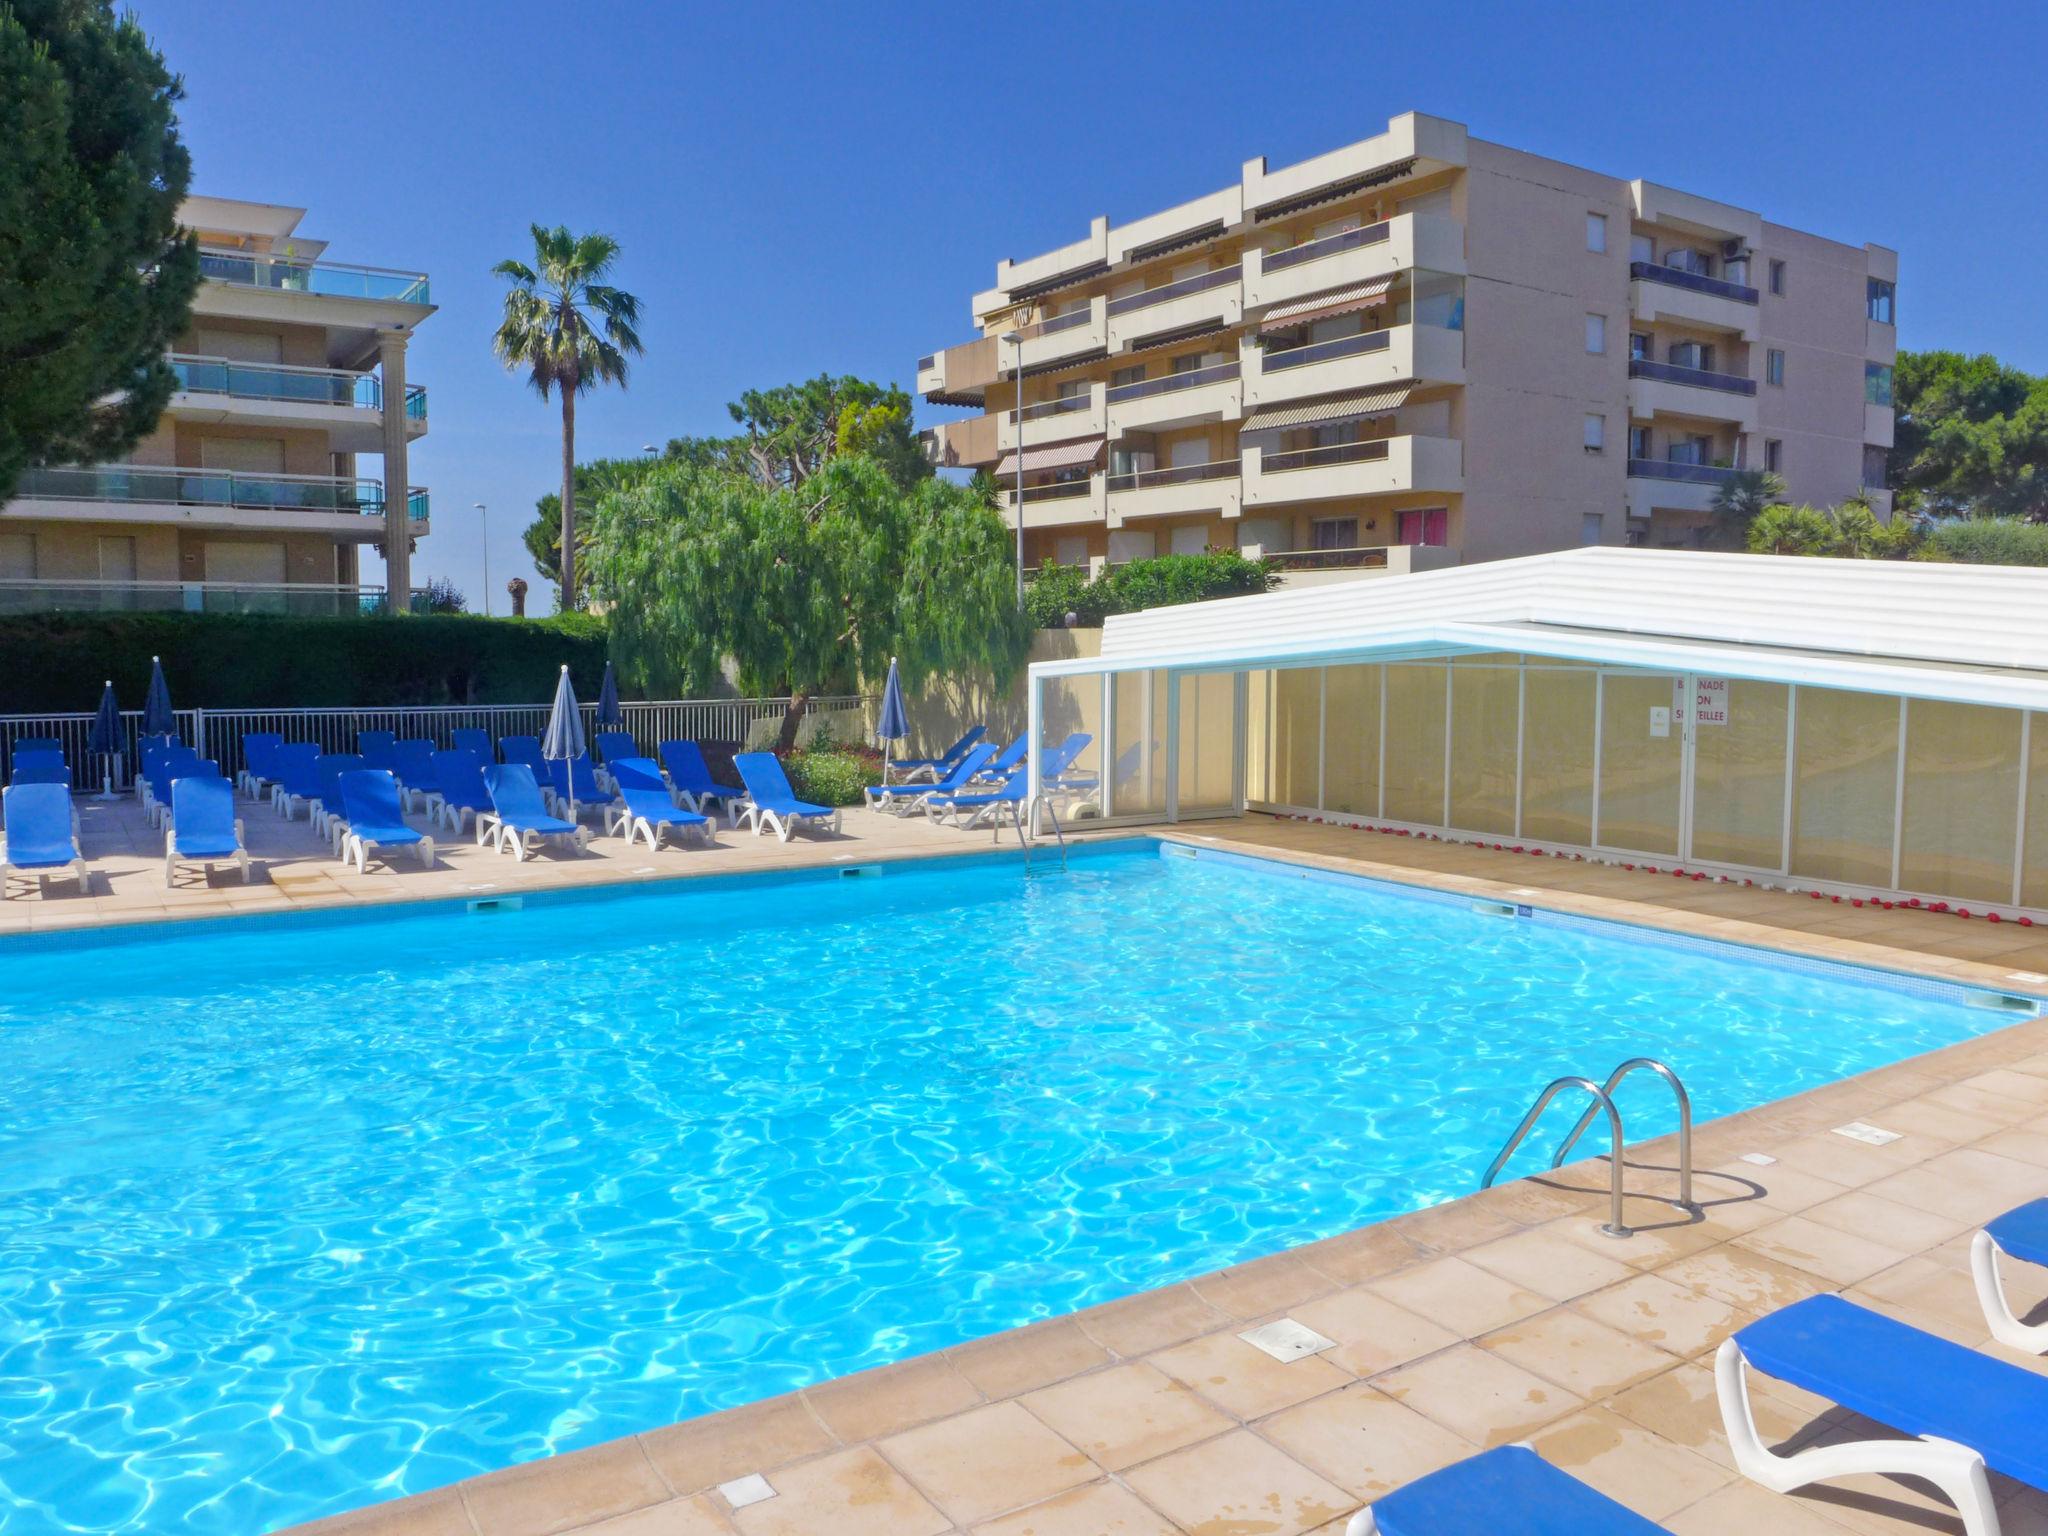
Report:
1757,220,1884,509
897,629,1104,760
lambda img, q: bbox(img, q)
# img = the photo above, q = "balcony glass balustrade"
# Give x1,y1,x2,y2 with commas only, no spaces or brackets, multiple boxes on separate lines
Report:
1262,220,1392,274
15,464,389,516
1629,260,1759,305
169,355,427,419
197,248,431,304
1627,358,1757,395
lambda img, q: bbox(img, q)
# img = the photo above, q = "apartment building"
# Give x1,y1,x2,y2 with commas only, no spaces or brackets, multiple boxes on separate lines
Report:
917,113,1896,584
0,196,434,615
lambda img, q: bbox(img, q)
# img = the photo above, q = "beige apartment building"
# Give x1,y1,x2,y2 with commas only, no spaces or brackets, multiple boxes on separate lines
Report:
917,113,1896,584
0,196,434,615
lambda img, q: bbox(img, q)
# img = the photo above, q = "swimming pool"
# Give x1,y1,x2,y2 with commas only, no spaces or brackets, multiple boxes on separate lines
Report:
0,839,2022,1532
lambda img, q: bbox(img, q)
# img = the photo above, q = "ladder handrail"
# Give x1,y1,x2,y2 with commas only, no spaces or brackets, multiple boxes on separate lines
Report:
1549,1057,1695,1210
1018,792,1069,870
1482,1076,1631,1237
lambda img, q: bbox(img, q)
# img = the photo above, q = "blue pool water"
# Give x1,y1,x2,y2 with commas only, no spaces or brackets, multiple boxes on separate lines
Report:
0,839,2021,1532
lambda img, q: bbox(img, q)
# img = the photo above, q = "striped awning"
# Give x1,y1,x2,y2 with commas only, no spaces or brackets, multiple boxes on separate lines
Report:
1258,277,1395,332
993,437,1106,478
1241,384,1412,434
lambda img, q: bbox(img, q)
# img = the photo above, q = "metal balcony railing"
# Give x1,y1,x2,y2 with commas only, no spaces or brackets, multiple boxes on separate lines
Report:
168,354,428,420
916,353,937,371
1018,307,1096,339
1266,546,1393,572
1628,358,1757,395
1011,395,1095,423
1105,359,1239,404
1629,260,1758,305
198,247,431,303
1262,220,1392,274
15,464,390,515
0,580,400,617
1106,264,1240,317
1626,458,1741,485
1261,439,1394,473
1007,479,1096,504
1106,459,1239,492
1262,328,1392,372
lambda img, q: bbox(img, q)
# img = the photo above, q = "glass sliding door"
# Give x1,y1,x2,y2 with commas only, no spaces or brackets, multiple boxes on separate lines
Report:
1110,670,1167,818
1448,661,1519,835
1383,663,1448,824
1900,699,2023,903
1689,679,1789,869
1175,671,1238,815
2027,714,2048,909
1790,687,1900,887
1322,664,1381,816
1597,673,1683,855
1519,665,1597,844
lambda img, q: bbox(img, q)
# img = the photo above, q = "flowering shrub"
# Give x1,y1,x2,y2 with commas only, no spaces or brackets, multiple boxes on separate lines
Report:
779,738,884,806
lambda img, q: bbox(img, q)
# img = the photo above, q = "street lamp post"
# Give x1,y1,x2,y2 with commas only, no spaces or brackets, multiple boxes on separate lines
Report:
472,502,490,616
1000,329,1025,607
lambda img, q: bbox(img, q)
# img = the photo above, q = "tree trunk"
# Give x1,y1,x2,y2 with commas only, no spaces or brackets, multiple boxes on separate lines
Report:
559,388,577,608
776,689,810,754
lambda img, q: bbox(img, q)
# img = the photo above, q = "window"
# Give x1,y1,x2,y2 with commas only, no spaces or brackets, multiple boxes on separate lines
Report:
1583,413,1605,451
1585,314,1606,353
1628,424,1651,461
1865,362,1895,407
1630,233,1655,264
1169,525,1209,557
1111,364,1145,388
1867,278,1896,325
1586,212,1608,253
1764,438,1783,474
1666,435,1712,467
1665,248,1711,276
1766,348,1785,386
1668,340,1715,372
1581,512,1605,546
1311,516,1359,550
1628,332,1651,362
1863,445,1889,488
1768,259,1786,295
1396,508,1449,547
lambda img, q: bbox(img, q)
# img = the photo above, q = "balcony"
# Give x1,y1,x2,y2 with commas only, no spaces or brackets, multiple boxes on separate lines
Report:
1625,458,1736,518
1242,322,1464,407
8,465,431,535
1627,358,1759,432
920,413,1000,471
916,335,1000,404
197,248,430,304
1105,459,1241,525
167,355,427,447
1105,266,1242,353
1105,358,1242,433
1015,296,1107,375
1242,213,1465,313
0,580,414,617
1000,383,1106,452
1629,260,1759,340
998,475,1107,530
1244,541,1461,588
1242,434,1463,507
1865,400,1895,450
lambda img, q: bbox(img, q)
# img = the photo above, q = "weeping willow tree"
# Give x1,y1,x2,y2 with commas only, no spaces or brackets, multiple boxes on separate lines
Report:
587,453,1029,749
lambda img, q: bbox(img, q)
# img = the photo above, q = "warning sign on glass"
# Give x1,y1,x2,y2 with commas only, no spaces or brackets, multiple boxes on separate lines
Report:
1694,677,1729,727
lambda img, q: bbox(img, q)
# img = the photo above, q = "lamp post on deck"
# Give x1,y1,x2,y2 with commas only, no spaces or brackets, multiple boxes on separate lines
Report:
1002,329,1025,607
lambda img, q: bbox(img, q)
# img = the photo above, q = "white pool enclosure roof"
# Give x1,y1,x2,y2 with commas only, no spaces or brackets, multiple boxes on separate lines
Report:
1028,548,2048,712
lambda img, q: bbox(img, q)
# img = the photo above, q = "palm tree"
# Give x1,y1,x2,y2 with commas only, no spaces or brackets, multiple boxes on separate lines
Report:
492,227,642,607
1709,466,1788,547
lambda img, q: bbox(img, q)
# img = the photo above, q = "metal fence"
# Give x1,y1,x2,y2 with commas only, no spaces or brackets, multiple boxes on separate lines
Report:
0,696,872,791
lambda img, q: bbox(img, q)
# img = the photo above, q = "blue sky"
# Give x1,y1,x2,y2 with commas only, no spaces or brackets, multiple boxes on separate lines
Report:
143,0,2048,613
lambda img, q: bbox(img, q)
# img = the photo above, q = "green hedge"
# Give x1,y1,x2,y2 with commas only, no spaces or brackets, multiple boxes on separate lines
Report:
1914,518,2048,567
0,611,611,713
1024,550,1275,628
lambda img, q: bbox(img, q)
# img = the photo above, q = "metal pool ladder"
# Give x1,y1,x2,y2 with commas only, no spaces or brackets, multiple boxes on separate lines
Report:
1480,1058,1696,1240
1016,793,1068,871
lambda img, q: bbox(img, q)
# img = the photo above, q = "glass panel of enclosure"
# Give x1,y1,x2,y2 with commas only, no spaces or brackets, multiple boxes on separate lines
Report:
1243,670,1274,805
2026,713,2048,910
1176,672,1238,814
1596,673,1683,856
1383,663,1449,824
1689,680,1790,869
1791,687,1900,888
1266,667,1322,807
1448,661,1518,835
1899,699,2022,903
1518,666,1597,844
1110,670,1168,817
1041,675,1103,791
1322,664,1381,815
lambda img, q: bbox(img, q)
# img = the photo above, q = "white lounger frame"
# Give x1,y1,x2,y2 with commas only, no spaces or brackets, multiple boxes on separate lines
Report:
1713,1337,2000,1536
735,801,841,843
163,821,251,889
341,829,435,875
481,820,590,861
604,803,714,851
1971,1228,2048,1352
0,851,88,898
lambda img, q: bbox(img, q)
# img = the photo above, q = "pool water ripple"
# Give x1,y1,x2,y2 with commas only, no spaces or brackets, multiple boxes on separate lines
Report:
0,841,2013,1532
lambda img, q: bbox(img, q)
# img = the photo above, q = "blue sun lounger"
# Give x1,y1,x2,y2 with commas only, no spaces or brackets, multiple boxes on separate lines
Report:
335,769,435,874
864,741,998,814
312,752,367,848
165,775,250,888
1,783,88,897
925,734,1091,831
1344,1444,1670,1535
732,752,841,841
356,730,398,773
450,727,493,760
268,742,324,820
428,750,495,836
1717,1293,2037,1532
1973,1197,2048,1351
604,759,711,850
236,732,284,798
10,750,70,786
482,763,589,860
659,740,744,819
389,740,440,814
889,725,986,785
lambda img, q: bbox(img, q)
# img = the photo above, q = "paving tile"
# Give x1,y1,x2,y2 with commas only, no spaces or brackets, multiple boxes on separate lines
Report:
802,1354,981,1443
1150,1327,1351,1419
1606,1360,1824,1472
459,1437,670,1536
1799,1188,1979,1254
1480,1306,1680,1399
575,1497,738,1536
1072,1284,1229,1358
1526,1407,1733,1520
1661,1479,1877,1536
1372,1343,1586,1447
878,1401,1096,1526
1570,1272,1753,1359
1652,1246,1833,1315
1188,1252,1337,1320
1707,1160,1853,1214
639,1396,836,1499
1366,1255,1553,1337
292,1488,476,1536
968,1481,1177,1536
1976,1127,2048,1169
729,1447,948,1536
1019,1362,1231,1473
1732,1215,1915,1287
948,1319,1109,1400
1288,1286,1462,1378
1866,1148,2048,1225
1461,1225,1640,1302
1294,1223,1433,1287
1257,1382,1476,1500
1122,1429,1352,1536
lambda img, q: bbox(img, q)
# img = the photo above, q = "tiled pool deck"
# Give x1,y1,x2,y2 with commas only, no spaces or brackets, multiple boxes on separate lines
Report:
15,799,2048,1536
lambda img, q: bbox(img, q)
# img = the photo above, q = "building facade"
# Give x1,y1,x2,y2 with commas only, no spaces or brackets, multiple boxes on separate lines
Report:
917,114,1896,585
1,196,435,616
